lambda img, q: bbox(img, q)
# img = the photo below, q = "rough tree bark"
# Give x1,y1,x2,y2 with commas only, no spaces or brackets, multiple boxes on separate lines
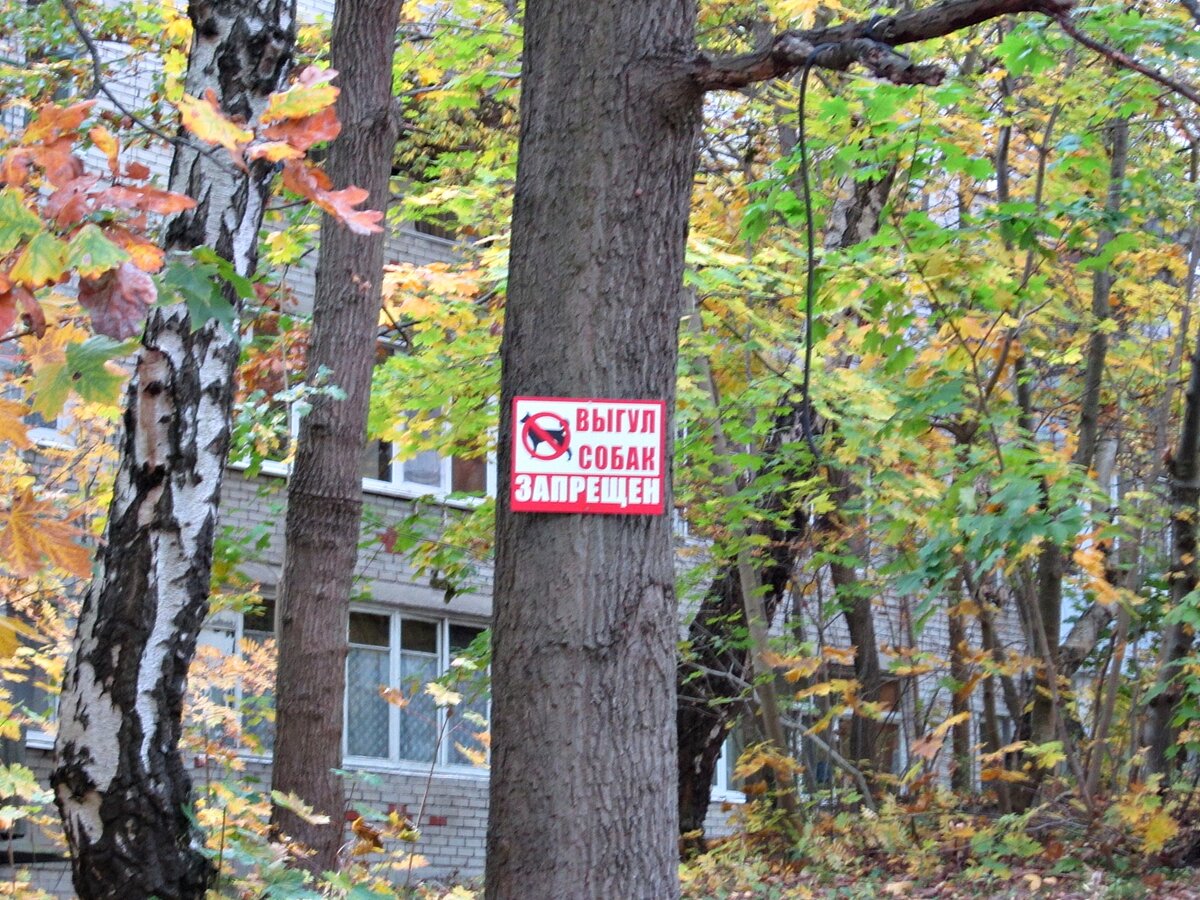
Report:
270,0,400,871
491,0,1075,891
52,0,295,896
486,1,700,894
1144,148,1200,775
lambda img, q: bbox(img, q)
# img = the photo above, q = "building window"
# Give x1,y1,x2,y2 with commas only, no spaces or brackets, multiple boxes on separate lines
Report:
194,601,276,755
360,423,492,500
345,611,488,768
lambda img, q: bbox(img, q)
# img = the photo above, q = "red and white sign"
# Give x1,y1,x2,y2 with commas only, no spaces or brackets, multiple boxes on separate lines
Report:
510,396,666,515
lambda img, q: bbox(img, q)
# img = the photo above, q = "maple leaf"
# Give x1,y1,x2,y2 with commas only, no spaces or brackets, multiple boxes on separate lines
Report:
262,106,341,151
177,90,252,165
1142,810,1178,854
66,224,130,278
281,160,383,234
0,399,31,450
261,66,339,122
10,231,67,289
0,489,92,579
78,262,156,339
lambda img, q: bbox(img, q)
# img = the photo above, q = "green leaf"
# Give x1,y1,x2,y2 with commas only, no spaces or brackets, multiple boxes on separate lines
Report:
30,336,135,417
0,188,42,256
66,224,130,278
10,231,67,288
161,257,236,333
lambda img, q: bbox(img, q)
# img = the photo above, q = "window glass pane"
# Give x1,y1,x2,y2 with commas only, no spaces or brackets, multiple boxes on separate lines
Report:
398,651,439,761
451,456,486,494
400,449,443,487
449,624,483,653
361,439,392,481
346,647,390,758
242,602,276,753
350,613,390,647
401,619,438,653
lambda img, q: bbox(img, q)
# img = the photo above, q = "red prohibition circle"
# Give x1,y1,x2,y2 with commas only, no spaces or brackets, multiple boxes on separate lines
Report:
520,411,571,461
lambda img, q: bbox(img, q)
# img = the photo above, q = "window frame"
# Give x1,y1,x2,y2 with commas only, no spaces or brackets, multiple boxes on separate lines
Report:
342,605,490,778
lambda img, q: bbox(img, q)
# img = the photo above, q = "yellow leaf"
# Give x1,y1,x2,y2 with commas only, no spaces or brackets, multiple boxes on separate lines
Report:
269,789,331,825
1142,810,1178,854
425,682,462,707
10,231,67,289
177,90,251,164
262,67,339,122
0,489,92,578
0,399,31,450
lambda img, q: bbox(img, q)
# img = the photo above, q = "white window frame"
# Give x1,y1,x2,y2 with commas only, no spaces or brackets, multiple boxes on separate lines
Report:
711,738,746,803
242,409,496,509
194,606,276,760
343,606,489,778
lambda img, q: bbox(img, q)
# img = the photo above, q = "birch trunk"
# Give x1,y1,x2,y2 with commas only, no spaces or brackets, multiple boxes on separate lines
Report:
52,1,295,895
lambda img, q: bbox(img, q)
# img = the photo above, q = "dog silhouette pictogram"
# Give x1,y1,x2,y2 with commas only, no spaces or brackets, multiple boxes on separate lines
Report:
521,414,572,459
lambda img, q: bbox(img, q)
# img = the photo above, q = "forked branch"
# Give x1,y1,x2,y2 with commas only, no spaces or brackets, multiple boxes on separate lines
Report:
693,0,1075,89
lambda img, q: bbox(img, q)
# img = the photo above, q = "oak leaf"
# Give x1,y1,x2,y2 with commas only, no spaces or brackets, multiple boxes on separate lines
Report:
23,101,96,145
78,262,156,339
281,160,383,234
262,106,340,151
262,66,339,122
177,90,252,164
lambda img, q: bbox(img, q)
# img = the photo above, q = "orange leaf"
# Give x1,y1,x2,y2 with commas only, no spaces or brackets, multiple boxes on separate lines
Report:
281,160,383,235
177,90,252,164
124,161,151,180
107,226,165,273
31,138,86,187
0,489,92,579
89,125,120,176
23,101,96,145
100,184,197,215
262,106,341,151
0,399,31,450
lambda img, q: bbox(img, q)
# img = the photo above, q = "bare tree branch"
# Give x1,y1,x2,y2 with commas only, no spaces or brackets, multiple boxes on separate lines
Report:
58,0,226,163
1054,12,1200,108
693,0,1074,90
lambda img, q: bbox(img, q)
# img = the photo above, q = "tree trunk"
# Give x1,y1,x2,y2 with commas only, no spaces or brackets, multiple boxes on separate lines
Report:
269,0,400,872
1144,145,1200,776
676,172,894,842
1029,117,1126,747
52,0,295,896
485,1,700,895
